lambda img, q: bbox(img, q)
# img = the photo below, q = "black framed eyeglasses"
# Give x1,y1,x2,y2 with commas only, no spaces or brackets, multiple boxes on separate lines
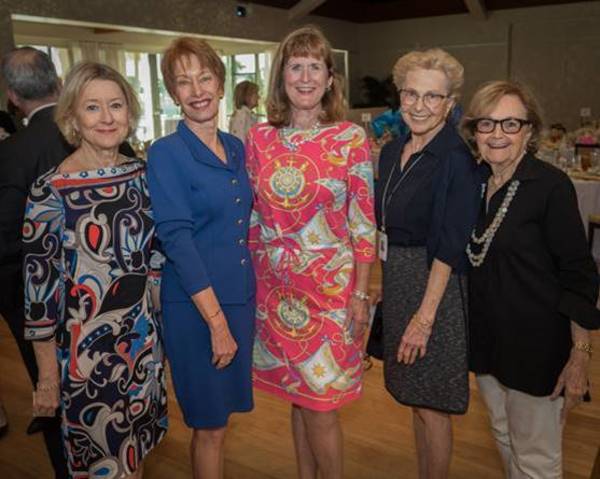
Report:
473,117,532,134
398,88,449,109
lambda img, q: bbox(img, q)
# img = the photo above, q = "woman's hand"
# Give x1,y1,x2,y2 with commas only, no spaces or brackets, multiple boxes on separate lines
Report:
345,296,370,342
32,341,60,417
397,314,432,365
550,349,590,424
209,317,238,370
32,378,60,417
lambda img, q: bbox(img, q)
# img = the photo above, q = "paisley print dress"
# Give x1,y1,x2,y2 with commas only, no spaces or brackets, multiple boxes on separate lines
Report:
23,160,167,478
247,121,376,411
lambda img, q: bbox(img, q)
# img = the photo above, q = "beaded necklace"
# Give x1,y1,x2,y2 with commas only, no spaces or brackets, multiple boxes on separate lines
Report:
466,180,520,267
279,122,322,151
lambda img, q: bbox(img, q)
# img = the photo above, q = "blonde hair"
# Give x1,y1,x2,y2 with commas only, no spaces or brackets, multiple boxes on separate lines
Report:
267,25,346,127
234,80,258,109
55,61,140,147
392,48,464,98
161,37,226,100
461,80,543,154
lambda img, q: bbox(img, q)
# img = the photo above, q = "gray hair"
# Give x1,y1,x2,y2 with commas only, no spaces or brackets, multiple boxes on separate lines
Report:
1,47,59,101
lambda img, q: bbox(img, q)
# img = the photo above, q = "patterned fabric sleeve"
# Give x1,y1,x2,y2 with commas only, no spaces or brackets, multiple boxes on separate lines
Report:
23,177,64,341
346,125,376,263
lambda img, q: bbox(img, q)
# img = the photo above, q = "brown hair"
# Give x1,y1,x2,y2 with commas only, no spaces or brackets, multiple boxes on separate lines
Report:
234,80,259,109
461,80,543,154
392,48,464,99
161,37,226,100
267,25,346,127
55,61,140,147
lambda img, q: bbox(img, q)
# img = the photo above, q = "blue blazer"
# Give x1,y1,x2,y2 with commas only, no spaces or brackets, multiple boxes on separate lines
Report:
147,121,255,304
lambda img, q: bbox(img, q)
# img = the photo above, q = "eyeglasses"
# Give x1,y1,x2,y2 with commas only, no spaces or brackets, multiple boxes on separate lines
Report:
473,117,531,134
399,88,449,109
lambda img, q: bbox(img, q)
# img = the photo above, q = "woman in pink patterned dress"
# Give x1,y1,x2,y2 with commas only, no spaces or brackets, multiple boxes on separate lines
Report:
246,26,376,479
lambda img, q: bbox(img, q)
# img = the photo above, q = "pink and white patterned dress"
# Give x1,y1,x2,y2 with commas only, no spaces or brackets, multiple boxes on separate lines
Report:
246,121,376,411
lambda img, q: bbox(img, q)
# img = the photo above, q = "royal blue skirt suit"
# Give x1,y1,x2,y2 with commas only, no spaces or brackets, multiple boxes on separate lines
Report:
147,121,256,428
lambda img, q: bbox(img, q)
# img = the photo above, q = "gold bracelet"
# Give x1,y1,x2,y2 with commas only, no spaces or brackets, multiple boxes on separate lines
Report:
36,382,59,392
412,315,433,333
207,308,222,320
573,341,593,357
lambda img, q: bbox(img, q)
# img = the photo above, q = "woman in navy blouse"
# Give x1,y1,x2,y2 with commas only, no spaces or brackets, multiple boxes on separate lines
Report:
147,38,255,479
374,49,480,478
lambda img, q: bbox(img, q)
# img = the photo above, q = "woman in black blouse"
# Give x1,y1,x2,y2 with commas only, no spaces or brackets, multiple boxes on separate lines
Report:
462,80,599,478
374,49,480,478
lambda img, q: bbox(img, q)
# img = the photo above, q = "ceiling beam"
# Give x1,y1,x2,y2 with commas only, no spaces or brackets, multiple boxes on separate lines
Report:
288,0,327,22
463,0,487,20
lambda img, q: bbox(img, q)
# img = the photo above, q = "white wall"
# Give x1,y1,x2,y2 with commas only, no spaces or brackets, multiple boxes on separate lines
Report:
356,1,600,129
2,0,600,128
0,0,360,104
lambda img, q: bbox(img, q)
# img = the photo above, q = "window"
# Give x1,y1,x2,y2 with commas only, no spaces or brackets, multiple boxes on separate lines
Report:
221,52,271,130
155,53,181,137
124,51,154,142
21,45,71,79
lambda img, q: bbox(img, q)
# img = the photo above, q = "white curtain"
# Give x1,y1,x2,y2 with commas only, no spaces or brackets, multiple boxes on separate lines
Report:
70,41,126,75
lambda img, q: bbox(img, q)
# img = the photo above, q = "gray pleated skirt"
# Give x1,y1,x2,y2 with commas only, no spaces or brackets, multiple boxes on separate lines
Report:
382,246,469,414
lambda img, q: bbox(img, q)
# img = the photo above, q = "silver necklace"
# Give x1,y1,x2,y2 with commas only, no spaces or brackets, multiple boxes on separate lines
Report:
467,180,520,267
279,122,322,151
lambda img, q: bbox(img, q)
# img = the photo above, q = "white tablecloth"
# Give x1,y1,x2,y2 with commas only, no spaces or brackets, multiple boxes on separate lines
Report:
572,179,600,259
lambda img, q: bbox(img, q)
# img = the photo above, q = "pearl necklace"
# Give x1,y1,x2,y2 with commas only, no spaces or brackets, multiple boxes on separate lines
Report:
279,122,322,151
466,180,520,267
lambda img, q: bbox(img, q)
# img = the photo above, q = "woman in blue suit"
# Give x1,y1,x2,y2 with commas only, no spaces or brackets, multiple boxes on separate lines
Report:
147,37,255,479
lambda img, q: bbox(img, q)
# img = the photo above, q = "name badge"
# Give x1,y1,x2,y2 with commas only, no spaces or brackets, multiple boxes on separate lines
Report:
378,230,388,262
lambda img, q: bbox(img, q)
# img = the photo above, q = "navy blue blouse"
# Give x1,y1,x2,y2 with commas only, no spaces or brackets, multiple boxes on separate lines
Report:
375,122,480,274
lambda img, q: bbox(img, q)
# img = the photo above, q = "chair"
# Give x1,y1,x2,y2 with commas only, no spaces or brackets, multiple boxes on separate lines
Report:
588,214,600,251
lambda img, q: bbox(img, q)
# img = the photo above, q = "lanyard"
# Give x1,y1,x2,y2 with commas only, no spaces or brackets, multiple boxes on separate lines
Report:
380,152,425,232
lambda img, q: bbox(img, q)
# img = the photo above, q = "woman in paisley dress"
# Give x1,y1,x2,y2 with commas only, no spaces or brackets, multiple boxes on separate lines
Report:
247,26,376,479
23,62,167,479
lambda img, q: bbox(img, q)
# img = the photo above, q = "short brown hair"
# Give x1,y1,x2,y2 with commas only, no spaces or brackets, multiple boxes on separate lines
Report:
161,37,225,100
234,80,258,109
461,80,543,154
55,61,140,147
392,48,464,99
267,26,346,127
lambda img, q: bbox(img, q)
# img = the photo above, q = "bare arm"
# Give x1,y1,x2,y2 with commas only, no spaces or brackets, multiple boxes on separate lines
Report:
551,321,593,423
191,286,238,369
354,261,371,295
346,261,373,341
397,258,451,364
415,259,452,325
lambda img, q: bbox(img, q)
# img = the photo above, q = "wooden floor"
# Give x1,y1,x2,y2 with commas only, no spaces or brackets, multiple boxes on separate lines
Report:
1,319,599,478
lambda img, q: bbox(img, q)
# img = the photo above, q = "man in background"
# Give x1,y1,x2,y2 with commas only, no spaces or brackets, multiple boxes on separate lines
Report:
0,46,70,479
